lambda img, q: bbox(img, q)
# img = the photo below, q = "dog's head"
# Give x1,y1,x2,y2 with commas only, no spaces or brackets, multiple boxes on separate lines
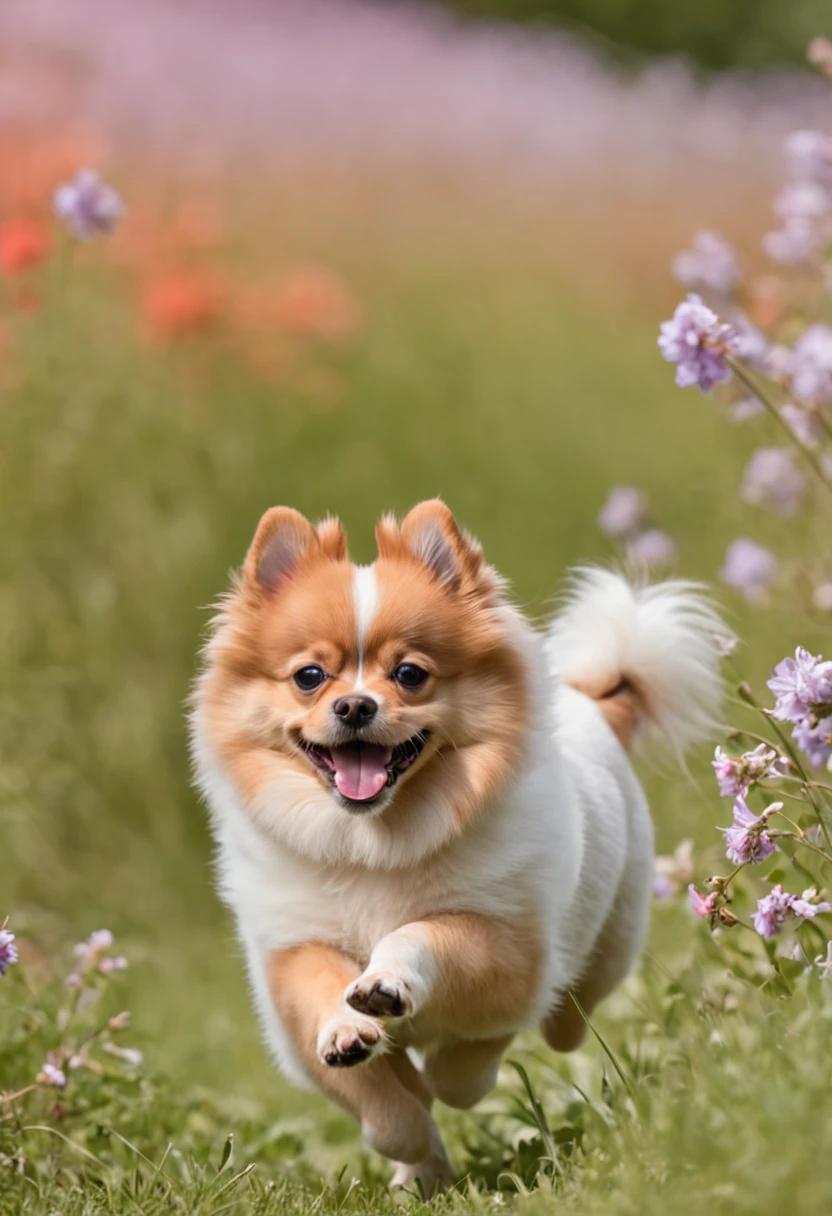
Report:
194,501,532,866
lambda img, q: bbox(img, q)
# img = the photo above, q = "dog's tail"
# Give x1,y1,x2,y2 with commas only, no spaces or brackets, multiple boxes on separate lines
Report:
545,567,730,754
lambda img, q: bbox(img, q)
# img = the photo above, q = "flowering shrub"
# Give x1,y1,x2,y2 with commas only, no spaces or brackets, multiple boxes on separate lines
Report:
0,925,145,1176
646,47,832,986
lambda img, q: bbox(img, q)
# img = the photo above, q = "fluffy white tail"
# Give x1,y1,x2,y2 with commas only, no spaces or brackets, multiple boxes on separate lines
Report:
546,567,730,754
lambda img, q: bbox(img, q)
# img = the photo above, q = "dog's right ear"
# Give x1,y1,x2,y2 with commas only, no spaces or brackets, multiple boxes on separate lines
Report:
243,507,319,594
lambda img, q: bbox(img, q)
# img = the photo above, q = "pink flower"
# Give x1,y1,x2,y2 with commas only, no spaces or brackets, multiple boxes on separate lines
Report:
688,884,718,918
719,538,777,603
672,231,741,296
72,928,127,976
0,929,17,977
54,169,124,240
722,795,777,865
740,447,806,517
658,295,739,393
597,486,647,538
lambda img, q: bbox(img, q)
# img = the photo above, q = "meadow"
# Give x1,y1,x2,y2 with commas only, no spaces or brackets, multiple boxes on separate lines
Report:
2,98,832,1212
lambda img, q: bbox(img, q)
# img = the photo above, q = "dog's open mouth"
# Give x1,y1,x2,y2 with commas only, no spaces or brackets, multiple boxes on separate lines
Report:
300,734,429,805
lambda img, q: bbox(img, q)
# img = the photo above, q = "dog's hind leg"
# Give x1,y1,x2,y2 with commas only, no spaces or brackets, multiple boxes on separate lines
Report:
423,1034,514,1109
541,804,653,1053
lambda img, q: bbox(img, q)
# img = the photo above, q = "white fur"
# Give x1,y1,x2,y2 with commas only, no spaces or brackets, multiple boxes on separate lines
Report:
191,565,725,1120
352,564,379,689
547,567,730,755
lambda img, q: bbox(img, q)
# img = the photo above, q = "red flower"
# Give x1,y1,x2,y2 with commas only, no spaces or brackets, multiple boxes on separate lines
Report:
0,218,50,275
142,271,224,339
270,267,360,339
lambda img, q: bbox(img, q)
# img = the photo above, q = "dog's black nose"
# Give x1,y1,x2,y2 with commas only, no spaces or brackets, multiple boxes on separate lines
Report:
333,694,378,729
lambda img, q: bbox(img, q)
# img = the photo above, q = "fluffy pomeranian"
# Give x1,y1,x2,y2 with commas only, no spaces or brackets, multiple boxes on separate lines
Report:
190,499,726,1192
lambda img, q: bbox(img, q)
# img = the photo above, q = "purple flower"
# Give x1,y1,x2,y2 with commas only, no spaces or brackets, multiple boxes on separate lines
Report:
766,344,796,384
54,169,124,241
780,404,823,449
722,795,777,865
792,717,832,768
658,295,739,393
672,231,741,296
791,324,832,402
763,219,819,266
774,182,831,221
786,130,832,189
727,397,764,423
740,447,806,517
0,929,18,977
597,486,647,538
719,538,777,603
39,1054,67,1090
653,874,674,900
626,528,677,570
752,883,832,938
768,648,832,724
712,744,779,798
688,884,718,918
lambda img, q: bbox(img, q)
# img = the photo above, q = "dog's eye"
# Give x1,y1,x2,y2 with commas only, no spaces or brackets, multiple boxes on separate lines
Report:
293,665,327,692
393,663,429,691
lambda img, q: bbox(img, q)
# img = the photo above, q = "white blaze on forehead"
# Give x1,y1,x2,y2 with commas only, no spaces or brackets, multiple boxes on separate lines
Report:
352,564,380,689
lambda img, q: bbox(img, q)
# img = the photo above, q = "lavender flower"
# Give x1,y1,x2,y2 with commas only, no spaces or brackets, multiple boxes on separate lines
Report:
0,929,18,977
727,398,764,423
626,528,677,570
740,447,806,517
752,883,832,938
54,170,124,241
768,647,832,724
719,538,777,603
688,885,718,918
39,1055,67,1090
774,182,831,221
654,838,694,898
722,795,777,865
763,219,819,266
597,486,647,537
658,295,739,393
791,324,832,402
672,231,740,296
780,404,823,449
792,717,832,769
786,130,832,189
712,743,779,798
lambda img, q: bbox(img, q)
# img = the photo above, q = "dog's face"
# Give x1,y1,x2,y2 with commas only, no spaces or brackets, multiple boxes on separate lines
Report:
195,501,530,865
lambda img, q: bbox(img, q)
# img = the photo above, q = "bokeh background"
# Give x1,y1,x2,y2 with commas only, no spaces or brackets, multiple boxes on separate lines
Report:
2,0,831,1186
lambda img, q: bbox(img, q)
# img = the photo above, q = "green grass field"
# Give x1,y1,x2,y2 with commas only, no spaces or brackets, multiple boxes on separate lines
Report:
2,167,831,1213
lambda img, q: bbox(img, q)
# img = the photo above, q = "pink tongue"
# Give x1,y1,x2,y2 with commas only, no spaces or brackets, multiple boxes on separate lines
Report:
330,743,393,802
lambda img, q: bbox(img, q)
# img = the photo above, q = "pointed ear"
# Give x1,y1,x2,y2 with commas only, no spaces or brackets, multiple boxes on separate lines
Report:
399,499,481,591
243,507,319,594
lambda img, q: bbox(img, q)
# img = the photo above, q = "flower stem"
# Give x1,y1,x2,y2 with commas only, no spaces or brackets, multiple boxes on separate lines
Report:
726,355,832,493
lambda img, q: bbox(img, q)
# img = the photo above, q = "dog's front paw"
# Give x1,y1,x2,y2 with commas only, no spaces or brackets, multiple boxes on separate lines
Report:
346,971,420,1020
317,1009,387,1068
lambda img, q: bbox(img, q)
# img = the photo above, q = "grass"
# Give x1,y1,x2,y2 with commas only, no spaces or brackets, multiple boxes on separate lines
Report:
1,165,831,1212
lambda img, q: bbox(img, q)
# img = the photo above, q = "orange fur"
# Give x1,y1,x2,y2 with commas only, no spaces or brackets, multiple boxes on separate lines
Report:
268,944,434,1164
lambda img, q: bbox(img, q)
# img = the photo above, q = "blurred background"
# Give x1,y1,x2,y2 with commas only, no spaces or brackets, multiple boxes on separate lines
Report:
2,0,830,1166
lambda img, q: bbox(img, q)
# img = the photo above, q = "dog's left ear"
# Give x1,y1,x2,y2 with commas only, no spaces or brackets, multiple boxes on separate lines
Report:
394,500,498,600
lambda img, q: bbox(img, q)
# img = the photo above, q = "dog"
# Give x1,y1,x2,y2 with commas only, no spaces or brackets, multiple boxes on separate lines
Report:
190,499,726,1192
